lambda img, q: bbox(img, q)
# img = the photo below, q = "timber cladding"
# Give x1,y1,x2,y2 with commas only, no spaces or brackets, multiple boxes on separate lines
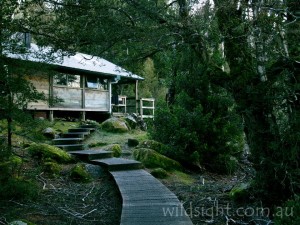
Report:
26,74,110,112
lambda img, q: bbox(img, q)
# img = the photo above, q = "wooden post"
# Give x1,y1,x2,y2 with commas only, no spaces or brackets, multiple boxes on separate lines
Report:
49,110,54,122
82,75,85,109
140,98,143,118
81,111,86,121
109,81,112,114
135,80,139,114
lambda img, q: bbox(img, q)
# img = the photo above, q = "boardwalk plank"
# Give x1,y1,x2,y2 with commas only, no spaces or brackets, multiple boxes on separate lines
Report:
110,169,193,225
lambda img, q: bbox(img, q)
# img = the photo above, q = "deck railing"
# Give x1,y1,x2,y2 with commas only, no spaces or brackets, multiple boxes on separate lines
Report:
112,96,155,119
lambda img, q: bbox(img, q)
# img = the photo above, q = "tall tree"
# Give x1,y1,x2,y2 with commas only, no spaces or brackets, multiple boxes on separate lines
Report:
213,0,300,205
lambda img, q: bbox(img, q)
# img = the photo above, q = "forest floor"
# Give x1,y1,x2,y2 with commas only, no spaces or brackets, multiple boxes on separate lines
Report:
0,120,271,225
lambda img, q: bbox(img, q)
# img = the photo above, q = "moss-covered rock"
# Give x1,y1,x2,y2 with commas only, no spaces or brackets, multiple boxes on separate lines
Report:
43,161,62,177
151,168,169,179
101,117,129,133
133,148,182,171
137,140,165,153
27,143,73,163
70,164,92,183
229,182,250,202
106,144,122,157
81,119,100,128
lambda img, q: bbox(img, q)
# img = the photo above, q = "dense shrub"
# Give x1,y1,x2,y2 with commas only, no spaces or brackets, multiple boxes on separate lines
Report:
150,92,244,173
106,144,122,157
151,168,169,179
275,196,300,225
0,177,38,200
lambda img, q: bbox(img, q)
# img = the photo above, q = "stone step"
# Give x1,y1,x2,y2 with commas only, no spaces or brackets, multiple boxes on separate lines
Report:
80,124,97,129
54,144,86,151
52,138,83,145
61,132,89,138
68,128,92,133
69,149,113,161
91,158,143,171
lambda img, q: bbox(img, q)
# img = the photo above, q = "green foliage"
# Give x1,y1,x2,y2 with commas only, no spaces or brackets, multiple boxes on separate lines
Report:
137,140,167,153
212,155,239,175
108,144,122,157
150,75,244,173
274,196,300,225
0,177,38,200
151,168,169,179
246,62,300,205
138,58,168,102
42,161,62,177
70,164,91,183
133,148,182,171
229,183,251,202
27,143,73,163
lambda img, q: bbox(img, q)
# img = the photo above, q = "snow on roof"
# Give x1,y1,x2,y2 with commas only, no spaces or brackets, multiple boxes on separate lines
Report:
7,43,144,80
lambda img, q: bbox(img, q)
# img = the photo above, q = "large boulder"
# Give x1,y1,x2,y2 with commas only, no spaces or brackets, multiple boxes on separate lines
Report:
133,148,182,171
101,117,129,133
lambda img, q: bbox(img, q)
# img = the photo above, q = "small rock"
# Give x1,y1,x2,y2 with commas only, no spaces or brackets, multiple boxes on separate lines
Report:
42,127,56,139
124,115,137,129
10,221,28,225
128,138,139,147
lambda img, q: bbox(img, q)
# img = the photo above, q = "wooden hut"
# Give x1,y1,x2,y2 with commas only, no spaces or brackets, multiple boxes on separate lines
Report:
6,43,144,120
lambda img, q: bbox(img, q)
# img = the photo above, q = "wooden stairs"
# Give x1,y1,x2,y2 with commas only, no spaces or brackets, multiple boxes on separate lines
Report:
52,124,193,225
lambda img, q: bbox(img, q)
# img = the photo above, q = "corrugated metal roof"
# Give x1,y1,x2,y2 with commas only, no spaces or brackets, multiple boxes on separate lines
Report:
6,43,144,80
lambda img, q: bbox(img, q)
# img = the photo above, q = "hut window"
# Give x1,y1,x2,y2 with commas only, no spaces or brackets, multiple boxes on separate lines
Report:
54,74,67,86
85,76,108,90
68,75,80,88
53,74,81,88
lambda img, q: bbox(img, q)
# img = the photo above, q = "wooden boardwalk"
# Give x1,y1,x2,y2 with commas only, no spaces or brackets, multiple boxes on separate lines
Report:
111,169,193,225
54,124,193,225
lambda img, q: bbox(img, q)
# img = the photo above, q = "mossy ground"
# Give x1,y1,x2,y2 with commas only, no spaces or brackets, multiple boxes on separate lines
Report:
0,120,121,225
27,143,73,163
